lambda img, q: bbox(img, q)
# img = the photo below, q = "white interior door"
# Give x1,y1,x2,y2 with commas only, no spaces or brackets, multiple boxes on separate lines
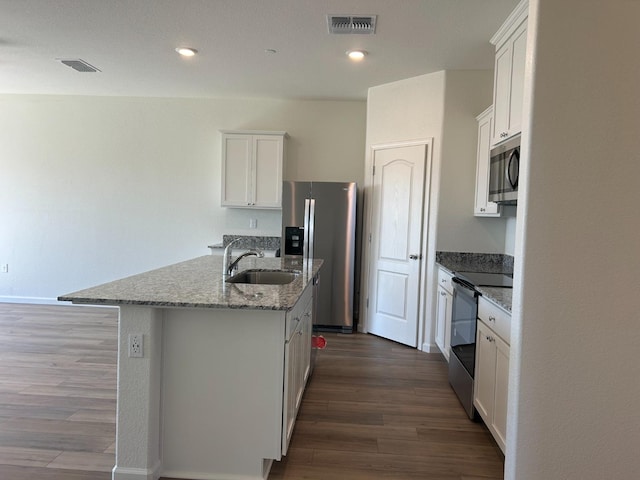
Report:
367,144,427,347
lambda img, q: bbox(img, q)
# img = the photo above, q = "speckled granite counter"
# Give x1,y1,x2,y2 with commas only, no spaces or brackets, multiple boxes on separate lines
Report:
207,235,281,251
58,255,321,311
475,286,512,312
436,251,513,312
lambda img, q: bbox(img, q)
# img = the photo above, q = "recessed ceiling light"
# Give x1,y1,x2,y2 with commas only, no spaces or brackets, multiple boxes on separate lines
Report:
346,50,367,61
175,47,198,57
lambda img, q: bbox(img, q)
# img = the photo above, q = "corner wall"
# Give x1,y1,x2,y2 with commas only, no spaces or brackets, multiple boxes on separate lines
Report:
507,0,640,477
362,70,503,350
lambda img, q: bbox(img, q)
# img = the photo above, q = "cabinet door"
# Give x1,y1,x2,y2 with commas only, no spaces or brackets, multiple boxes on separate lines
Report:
301,297,313,385
508,22,527,140
474,108,500,216
435,285,452,361
492,335,510,452
252,135,283,208
221,134,252,207
282,321,302,455
491,42,512,146
474,320,497,423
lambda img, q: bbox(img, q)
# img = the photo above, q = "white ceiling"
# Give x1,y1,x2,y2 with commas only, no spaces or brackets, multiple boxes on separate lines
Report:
0,0,519,100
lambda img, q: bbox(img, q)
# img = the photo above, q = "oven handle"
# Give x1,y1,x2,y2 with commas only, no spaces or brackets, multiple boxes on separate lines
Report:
507,148,520,189
452,277,479,298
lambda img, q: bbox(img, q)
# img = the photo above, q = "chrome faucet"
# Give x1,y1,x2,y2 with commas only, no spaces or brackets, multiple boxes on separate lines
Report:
223,238,264,276
227,249,264,275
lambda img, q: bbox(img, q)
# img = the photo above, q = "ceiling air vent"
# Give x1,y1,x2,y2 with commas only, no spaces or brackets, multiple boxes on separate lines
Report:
58,59,101,73
327,15,377,34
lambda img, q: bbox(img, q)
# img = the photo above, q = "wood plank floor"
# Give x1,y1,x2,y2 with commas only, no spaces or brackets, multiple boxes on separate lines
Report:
0,303,116,480
0,303,503,480
268,332,504,480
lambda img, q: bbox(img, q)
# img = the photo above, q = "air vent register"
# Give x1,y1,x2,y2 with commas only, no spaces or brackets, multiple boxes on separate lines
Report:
327,15,377,34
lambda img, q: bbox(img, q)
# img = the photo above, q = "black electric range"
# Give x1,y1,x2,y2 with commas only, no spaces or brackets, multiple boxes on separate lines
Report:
454,271,513,289
447,270,512,419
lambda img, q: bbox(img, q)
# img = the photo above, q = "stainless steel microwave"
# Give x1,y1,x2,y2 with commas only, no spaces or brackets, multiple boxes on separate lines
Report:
489,134,520,203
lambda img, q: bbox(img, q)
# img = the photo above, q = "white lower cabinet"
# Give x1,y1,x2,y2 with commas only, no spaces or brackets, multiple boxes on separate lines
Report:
474,297,511,453
282,286,312,454
435,267,453,361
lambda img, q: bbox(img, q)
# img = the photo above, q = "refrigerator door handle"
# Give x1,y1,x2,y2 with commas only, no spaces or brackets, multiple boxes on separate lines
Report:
303,198,311,259
307,198,315,260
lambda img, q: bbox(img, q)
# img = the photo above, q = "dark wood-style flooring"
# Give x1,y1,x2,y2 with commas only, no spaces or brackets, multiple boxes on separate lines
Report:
0,303,504,479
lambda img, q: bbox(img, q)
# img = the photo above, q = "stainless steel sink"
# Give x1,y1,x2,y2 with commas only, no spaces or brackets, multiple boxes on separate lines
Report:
226,269,299,285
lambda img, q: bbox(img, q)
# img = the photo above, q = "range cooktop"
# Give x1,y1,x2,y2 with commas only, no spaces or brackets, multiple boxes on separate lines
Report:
456,271,513,288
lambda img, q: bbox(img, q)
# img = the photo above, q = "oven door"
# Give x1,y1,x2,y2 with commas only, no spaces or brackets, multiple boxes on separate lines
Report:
450,277,479,377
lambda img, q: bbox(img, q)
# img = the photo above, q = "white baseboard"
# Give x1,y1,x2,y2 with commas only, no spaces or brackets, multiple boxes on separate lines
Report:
160,469,267,480
112,461,161,480
0,295,59,305
421,342,441,353
0,296,117,309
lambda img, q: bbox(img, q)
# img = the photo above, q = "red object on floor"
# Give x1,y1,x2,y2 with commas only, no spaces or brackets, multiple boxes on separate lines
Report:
312,335,327,349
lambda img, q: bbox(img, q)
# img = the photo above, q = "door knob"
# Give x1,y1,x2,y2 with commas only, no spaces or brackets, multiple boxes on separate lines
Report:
409,254,422,260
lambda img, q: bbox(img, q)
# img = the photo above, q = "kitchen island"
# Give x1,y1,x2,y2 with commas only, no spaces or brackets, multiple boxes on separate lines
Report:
59,255,322,480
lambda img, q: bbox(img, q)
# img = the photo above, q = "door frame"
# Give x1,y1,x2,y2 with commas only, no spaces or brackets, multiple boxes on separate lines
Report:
360,138,434,351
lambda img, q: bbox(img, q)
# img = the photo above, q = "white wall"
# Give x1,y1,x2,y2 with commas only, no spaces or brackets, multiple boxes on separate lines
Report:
439,70,506,253
0,95,365,302
506,0,640,478
363,70,503,350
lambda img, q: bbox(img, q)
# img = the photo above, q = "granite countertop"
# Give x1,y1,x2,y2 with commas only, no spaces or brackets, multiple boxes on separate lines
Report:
436,251,513,312
58,255,321,311
208,235,281,250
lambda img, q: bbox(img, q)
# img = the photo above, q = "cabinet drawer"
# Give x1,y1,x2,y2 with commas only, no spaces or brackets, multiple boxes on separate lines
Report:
478,296,511,345
437,267,454,294
285,284,312,340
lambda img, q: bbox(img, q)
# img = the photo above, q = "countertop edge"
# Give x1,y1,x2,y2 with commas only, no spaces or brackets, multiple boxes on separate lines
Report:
58,256,322,312
436,259,512,313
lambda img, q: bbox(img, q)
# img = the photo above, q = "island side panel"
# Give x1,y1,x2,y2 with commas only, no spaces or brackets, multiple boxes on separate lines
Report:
160,307,285,480
113,306,163,480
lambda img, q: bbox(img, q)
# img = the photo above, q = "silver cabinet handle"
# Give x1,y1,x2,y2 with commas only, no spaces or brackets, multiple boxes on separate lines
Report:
489,316,496,322
409,254,422,260
440,291,446,296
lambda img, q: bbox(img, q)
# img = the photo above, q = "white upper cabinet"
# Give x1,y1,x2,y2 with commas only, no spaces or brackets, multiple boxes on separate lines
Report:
221,130,287,209
474,106,500,217
490,0,528,146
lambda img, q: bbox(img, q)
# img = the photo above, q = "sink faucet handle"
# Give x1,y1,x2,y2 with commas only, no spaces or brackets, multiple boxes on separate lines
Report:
222,237,244,276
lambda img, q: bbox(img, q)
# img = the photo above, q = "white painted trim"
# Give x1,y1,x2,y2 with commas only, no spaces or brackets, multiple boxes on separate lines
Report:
490,0,529,46
1,296,62,305
112,460,161,480
219,129,289,138
416,139,434,352
0,297,119,310
160,469,268,480
422,342,442,354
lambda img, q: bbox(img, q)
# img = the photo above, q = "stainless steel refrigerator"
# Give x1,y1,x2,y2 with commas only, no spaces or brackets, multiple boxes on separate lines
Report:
282,181,357,333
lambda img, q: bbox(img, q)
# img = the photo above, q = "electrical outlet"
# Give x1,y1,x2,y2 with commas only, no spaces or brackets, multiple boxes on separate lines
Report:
128,334,143,358
249,218,257,229
1,264,8,273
